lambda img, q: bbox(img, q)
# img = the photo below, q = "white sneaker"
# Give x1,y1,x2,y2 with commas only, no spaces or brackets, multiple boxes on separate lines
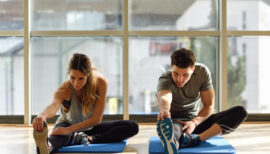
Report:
157,118,178,154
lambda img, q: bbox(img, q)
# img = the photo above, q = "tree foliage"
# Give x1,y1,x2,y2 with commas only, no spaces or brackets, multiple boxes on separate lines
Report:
227,51,246,108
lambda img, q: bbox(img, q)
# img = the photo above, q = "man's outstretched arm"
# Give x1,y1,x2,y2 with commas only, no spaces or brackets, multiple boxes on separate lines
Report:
157,90,173,121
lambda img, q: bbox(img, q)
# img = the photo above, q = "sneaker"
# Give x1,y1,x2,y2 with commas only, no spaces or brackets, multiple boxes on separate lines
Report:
33,122,50,154
71,132,91,145
180,133,201,148
80,132,91,145
157,117,178,154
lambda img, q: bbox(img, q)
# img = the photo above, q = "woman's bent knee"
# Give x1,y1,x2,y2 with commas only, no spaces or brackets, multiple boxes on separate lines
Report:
124,120,139,136
130,120,139,135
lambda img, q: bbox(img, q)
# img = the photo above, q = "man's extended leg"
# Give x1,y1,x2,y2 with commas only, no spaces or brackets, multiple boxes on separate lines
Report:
173,120,183,146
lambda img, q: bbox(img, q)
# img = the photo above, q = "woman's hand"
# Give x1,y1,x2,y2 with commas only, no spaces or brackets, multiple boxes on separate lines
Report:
176,120,196,134
50,127,72,136
32,116,46,132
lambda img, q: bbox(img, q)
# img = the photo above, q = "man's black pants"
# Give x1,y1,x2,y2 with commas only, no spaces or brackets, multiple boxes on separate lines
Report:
172,106,248,143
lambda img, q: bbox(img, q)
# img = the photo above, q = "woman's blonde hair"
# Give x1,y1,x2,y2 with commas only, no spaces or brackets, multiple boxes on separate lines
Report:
68,53,99,117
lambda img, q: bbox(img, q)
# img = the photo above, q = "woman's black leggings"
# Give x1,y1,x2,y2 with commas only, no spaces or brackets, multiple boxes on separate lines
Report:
48,120,139,153
172,106,248,143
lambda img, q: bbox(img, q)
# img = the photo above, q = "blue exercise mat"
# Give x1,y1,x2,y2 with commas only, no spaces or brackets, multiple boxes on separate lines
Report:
149,136,236,154
55,140,127,153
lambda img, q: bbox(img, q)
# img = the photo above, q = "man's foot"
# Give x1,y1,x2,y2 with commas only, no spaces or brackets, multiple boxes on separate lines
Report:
33,122,50,154
157,117,178,154
180,133,201,148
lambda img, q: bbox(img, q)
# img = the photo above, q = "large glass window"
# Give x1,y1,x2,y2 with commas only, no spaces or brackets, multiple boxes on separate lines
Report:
227,0,270,30
31,0,123,30
0,37,24,115
0,0,24,30
129,37,219,114
2,0,270,121
130,0,218,30
227,37,270,113
31,37,123,115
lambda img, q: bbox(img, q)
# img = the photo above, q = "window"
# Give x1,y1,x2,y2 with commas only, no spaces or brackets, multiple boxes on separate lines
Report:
130,0,218,30
31,0,123,30
1,0,270,123
226,0,270,114
129,37,218,114
227,0,270,30
0,37,24,115
227,37,270,113
0,0,24,30
31,37,123,114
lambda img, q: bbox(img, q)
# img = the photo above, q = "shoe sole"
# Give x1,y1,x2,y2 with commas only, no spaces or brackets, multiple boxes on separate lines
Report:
33,124,49,154
157,118,178,154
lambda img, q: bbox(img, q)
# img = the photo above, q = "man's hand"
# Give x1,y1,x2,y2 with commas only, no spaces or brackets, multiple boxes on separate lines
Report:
176,120,196,134
158,111,171,121
51,127,72,136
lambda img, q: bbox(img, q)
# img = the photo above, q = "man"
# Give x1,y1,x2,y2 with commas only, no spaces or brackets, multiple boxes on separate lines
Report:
156,48,247,154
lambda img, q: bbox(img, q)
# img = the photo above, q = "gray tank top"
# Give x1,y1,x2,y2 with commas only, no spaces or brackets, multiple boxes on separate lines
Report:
55,82,94,126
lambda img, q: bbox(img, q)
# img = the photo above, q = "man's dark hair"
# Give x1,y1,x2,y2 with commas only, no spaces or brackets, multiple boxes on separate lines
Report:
171,48,196,68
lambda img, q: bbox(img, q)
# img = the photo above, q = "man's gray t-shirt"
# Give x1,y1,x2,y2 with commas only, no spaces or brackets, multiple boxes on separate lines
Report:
157,63,213,120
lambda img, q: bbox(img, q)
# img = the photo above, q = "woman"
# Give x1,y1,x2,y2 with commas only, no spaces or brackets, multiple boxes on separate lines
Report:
33,53,139,154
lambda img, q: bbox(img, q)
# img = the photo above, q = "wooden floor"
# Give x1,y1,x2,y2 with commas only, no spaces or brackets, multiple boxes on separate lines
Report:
0,122,270,154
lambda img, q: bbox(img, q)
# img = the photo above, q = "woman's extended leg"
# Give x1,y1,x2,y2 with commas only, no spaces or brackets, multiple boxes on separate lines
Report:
47,122,74,153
